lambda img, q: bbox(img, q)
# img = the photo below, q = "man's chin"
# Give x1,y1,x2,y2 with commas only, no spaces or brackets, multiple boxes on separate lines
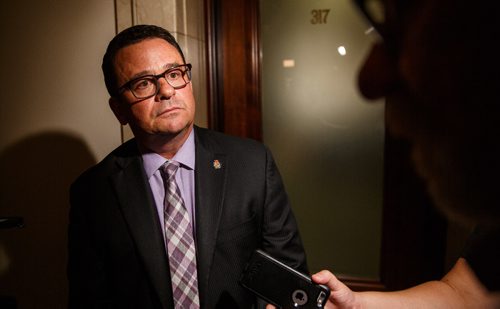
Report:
411,143,500,227
410,143,464,223
156,122,192,137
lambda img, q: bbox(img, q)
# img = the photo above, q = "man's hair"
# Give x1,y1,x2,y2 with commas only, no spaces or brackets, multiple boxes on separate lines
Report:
102,24,186,97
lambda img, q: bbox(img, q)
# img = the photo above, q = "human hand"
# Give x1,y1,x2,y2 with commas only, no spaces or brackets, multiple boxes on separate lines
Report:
266,270,358,309
312,270,358,309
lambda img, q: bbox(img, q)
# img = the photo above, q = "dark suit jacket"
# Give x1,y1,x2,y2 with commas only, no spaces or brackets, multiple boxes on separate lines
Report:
68,126,307,308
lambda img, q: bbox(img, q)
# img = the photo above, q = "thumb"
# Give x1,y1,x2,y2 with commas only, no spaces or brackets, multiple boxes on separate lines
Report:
312,270,343,289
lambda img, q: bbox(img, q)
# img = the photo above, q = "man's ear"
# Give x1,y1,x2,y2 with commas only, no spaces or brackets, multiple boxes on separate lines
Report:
109,97,128,125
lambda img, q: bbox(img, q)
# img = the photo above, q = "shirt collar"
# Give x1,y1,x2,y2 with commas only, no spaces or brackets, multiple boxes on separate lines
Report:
142,129,196,179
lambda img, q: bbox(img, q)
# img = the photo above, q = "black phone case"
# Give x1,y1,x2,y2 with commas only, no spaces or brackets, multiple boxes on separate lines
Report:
239,250,330,308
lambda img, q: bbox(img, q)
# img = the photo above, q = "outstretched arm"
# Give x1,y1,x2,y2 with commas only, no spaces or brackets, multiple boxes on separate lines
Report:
311,258,500,309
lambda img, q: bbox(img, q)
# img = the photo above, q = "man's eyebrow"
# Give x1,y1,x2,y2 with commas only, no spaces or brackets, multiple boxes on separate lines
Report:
162,62,182,70
128,63,182,80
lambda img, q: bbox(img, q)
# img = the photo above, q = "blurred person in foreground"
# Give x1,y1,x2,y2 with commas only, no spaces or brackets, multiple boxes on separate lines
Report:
311,0,500,308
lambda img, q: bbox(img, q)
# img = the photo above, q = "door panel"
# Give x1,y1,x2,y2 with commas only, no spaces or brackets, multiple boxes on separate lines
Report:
260,0,384,279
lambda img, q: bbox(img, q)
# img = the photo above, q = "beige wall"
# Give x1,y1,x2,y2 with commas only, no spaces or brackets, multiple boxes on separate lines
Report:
0,0,206,307
0,1,116,308
0,1,118,161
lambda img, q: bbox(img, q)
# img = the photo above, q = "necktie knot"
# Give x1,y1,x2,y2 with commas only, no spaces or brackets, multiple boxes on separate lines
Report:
161,161,179,181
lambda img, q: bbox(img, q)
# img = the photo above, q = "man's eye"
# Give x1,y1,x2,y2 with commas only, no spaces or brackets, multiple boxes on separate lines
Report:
167,70,182,79
132,79,154,90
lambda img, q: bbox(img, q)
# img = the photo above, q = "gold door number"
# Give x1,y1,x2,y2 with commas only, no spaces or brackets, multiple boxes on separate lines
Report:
311,9,330,24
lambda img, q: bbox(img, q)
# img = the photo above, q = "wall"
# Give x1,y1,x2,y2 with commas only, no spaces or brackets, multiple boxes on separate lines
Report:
0,1,116,308
0,0,206,308
0,1,118,160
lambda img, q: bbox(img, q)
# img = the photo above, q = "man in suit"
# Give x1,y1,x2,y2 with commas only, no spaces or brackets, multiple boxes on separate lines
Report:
68,24,307,308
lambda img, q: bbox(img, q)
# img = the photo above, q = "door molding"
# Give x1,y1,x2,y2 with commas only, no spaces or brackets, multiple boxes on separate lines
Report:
205,0,262,140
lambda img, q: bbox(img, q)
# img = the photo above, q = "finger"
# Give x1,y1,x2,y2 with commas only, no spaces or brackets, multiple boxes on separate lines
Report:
311,269,335,284
312,270,347,292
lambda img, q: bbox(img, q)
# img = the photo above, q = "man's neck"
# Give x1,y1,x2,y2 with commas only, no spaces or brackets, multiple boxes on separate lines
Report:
137,125,193,159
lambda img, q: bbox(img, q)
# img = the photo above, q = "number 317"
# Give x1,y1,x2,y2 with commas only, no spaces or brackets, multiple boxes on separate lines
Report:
311,9,330,24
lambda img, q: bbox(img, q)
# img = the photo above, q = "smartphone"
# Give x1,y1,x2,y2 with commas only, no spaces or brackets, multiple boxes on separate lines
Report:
239,249,330,308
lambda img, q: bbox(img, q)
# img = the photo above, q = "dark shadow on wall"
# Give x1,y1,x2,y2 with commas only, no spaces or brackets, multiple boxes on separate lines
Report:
0,132,96,309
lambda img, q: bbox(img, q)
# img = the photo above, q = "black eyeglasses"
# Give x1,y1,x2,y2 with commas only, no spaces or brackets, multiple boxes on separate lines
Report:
353,0,415,52
118,63,192,100
353,0,387,39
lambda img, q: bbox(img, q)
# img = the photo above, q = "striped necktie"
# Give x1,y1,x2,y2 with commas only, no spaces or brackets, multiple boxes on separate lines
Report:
161,161,200,308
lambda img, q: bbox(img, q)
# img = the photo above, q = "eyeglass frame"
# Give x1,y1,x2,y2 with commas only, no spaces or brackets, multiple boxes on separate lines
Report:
352,0,387,38
117,63,192,100
352,0,410,54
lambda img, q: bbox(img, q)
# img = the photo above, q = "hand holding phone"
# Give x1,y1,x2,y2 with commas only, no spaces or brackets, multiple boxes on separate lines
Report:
239,250,330,308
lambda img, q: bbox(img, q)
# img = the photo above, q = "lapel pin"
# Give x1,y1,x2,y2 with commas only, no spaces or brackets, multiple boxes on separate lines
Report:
213,159,222,169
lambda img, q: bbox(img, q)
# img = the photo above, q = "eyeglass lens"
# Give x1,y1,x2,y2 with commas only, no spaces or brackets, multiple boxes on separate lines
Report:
128,64,191,99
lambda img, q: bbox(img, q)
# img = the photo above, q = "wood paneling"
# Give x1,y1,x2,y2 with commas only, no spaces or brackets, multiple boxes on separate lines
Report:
206,0,262,140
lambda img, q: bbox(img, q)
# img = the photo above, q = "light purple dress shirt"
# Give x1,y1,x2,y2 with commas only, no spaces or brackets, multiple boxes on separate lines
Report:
142,129,196,243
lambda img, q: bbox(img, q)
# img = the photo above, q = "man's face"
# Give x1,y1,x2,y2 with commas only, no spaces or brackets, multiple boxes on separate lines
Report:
357,0,500,224
110,38,196,144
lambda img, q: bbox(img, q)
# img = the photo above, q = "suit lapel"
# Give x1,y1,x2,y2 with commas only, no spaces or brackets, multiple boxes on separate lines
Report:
194,128,227,304
109,144,173,308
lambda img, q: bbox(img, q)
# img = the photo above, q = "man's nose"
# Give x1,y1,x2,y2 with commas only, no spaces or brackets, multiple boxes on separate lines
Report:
156,77,175,98
357,42,400,100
